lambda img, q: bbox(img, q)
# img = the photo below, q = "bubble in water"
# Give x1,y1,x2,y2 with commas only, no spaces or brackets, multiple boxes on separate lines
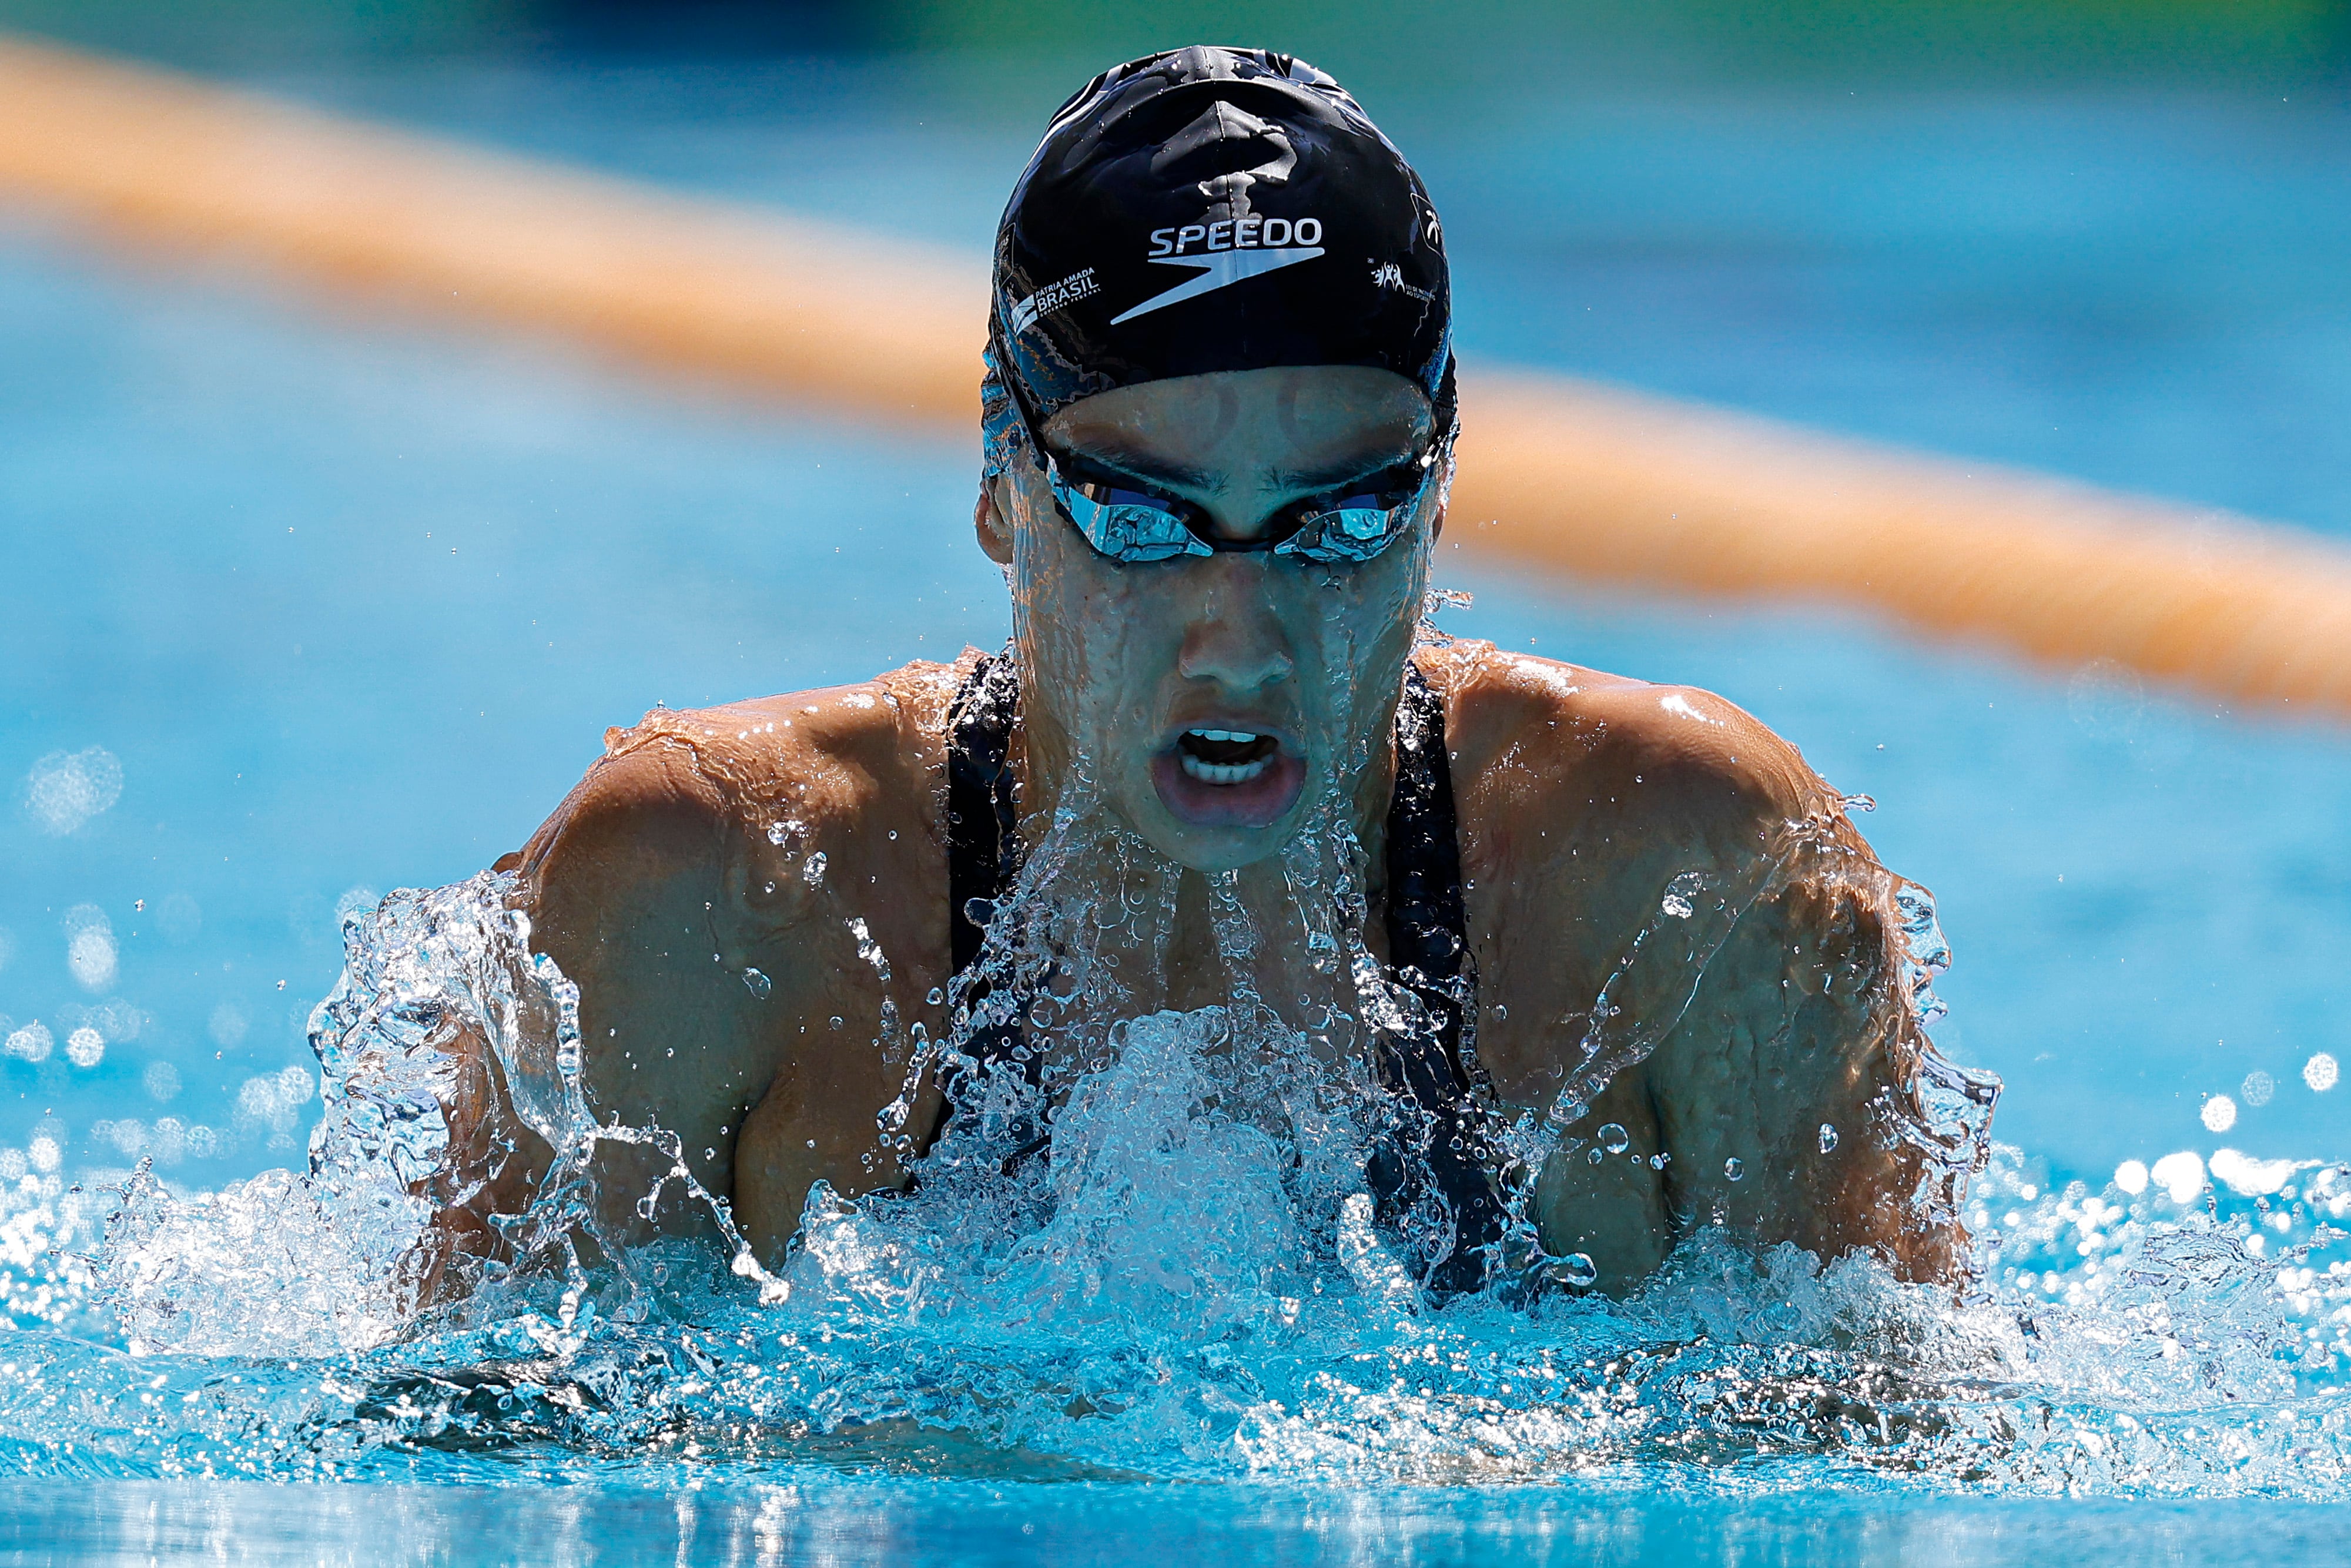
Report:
149,1117,187,1166
2151,1149,2206,1204
26,746,123,835
91,997,142,1042
1649,1152,1670,1170
144,1060,182,1103
65,1027,104,1068
2201,1094,2238,1133
1598,1122,1630,1154
2307,1053,2340,1093
1724,1157,1744,1181
99,1118,147,1158
5,1021,53,1064
742,967,772,999
926,987,945,1006
62,905,117,993
2242,1070,2275,1108
1586,1148,1604,1164
1817,1123,1838,1154
2114,1159,2150,1195
1552,1252,1598,1289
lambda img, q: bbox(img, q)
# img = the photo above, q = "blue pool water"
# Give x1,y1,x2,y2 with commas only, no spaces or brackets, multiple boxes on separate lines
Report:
5,54,2351,1560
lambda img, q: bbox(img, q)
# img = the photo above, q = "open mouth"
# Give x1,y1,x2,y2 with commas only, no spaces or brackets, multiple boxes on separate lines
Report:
1176,728,1278,784
1151,724,1305,830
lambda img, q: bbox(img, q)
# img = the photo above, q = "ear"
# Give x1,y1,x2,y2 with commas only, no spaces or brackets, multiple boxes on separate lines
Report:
974,480,1014,565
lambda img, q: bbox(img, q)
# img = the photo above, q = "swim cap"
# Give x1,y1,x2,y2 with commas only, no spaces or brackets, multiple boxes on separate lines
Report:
983,47,1455,475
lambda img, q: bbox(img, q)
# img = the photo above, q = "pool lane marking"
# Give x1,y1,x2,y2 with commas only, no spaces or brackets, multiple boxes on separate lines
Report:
0,33,984,421
1452,372,2351,719
5,32,2349,722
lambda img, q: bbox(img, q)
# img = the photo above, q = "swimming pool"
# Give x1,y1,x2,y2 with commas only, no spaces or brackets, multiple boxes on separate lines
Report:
5,53,2351,1561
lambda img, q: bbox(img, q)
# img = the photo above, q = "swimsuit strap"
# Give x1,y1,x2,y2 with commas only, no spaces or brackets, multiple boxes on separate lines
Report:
947,650,1022,980
945,649,1030,1084
1371,661,1511,1298
939,651,1506,1294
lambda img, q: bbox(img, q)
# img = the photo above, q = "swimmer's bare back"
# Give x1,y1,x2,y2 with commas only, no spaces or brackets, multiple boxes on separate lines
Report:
437,642,1963,1295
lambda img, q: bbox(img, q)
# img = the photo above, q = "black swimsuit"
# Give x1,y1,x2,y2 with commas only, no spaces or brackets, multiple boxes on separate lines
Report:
939,652,1509,1296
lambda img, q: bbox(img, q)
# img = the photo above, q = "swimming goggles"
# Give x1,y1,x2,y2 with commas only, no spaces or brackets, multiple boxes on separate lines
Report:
1034,442,1438,565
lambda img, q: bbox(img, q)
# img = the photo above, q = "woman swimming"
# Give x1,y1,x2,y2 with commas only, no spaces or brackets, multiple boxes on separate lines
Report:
432,46,1987,1301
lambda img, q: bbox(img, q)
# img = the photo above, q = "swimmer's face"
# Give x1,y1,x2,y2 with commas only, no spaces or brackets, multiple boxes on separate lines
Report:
981,365,1439,872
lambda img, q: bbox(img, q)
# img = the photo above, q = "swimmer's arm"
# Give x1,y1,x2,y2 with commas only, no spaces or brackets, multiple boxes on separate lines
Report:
1472,663,1963,1287
434,739,792,1259
1639,822,1965,1284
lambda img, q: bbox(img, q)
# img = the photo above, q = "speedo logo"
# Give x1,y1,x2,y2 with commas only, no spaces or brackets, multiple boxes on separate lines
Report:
1146,217,1324,258
1113,216,1327,326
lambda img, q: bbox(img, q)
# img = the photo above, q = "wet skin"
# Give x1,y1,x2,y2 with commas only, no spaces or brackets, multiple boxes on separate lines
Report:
441,366,1967,1297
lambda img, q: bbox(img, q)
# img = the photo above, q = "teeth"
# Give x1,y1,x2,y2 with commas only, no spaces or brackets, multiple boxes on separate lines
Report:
1186,728,1260,743
1180,753,1272,785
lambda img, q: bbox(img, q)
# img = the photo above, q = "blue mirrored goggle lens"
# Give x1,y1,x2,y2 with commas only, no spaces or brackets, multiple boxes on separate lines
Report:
1044,460,1211,562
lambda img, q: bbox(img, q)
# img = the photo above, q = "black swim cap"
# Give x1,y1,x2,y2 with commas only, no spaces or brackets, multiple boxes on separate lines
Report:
984,47,1455,464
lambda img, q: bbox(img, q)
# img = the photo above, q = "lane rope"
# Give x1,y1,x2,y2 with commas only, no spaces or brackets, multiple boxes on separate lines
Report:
7,33,2347,718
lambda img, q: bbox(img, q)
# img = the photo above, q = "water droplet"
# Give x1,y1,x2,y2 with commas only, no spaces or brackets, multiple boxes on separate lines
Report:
2242,1070,2276,1107
742,967,772,999
2307,1053,2340,1093
1598,1122,1630,1154
65,1027,105,1068
1587,1148,1604,1164
1817,1123,1839,1154
1660,870,1702,920
926,986,945,1007
1724,1157,1744,1181
803,852,828,887
2201,1094,2237,1133
1552,1252,1598,1289
26,746,122,835
829,1016,843,1029
1649,1152,1670,1170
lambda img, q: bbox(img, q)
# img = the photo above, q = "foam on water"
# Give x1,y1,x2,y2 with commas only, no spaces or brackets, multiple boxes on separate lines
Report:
3,736,2349,1498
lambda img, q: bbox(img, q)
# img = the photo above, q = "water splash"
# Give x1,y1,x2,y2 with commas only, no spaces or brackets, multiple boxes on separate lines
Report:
8,687,2347,1498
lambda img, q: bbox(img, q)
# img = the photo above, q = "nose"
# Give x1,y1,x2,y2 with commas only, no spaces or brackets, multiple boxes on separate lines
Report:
1176,557,1294,696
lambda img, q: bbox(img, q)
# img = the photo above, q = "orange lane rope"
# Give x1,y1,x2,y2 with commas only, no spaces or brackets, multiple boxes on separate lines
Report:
6,33,2348,719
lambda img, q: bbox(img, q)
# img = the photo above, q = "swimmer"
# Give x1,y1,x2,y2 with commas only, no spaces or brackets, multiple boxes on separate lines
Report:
434,48,1984,1299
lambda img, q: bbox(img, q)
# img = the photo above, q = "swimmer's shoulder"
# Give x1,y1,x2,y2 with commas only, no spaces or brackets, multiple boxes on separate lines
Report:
1423,639,1841,870
504,656,972,922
